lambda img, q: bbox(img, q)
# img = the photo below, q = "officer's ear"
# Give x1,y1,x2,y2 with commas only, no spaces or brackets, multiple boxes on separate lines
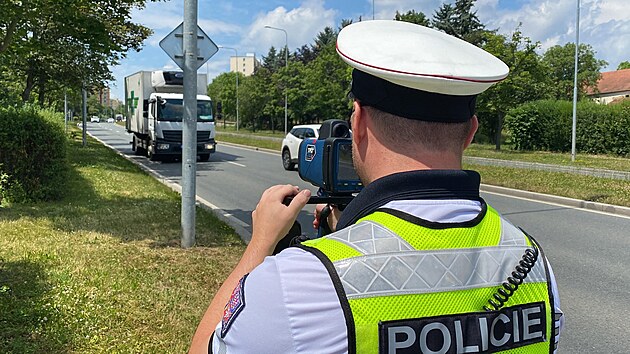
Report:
464,115,479,150
351,101,367,145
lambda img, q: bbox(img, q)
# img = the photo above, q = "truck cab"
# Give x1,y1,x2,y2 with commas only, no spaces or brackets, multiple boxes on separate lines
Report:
145,92,216,161
125,70,216,162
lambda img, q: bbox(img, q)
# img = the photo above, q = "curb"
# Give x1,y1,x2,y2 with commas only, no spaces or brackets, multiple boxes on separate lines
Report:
85,131,252,243
480,184,630,218
85,131,630,244
218,141,279,154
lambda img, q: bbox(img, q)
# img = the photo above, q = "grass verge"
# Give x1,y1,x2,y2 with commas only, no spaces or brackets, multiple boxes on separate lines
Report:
214,129,630,207
465,144,630,172
470,164,630,206
0,132,245,353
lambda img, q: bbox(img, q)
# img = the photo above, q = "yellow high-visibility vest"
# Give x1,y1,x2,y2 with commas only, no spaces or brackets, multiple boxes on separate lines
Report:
300,206,554,354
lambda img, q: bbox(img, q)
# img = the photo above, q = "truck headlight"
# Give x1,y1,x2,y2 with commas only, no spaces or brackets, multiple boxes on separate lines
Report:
204,143,215,150
157,143,170,150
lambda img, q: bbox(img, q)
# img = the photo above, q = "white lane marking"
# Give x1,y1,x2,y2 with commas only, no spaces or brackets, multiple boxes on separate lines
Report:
482,189,630,220
227,161,246,168
220,142,280,156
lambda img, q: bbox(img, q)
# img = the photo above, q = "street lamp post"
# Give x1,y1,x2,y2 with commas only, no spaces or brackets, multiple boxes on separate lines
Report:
264,25,288,135
218,46,240,131
571,0,580,162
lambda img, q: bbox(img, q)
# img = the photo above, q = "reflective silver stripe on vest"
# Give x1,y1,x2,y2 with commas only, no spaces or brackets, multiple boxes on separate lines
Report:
499,218,529,246
326,220,547,299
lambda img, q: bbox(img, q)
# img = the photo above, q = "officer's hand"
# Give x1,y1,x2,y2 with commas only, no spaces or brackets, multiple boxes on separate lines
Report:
313,203,341,232
251,185,311,254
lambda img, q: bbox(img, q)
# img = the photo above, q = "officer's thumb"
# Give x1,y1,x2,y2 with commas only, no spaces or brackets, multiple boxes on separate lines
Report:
288,189,311,215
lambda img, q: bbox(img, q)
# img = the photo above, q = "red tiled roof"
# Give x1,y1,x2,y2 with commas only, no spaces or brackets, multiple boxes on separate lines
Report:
587,69,630,95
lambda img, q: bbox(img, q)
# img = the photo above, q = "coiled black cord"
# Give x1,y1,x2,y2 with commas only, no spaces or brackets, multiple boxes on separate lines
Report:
483,246,539,312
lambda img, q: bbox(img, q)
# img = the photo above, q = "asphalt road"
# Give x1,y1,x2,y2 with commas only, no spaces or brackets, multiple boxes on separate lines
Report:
86,122,630,353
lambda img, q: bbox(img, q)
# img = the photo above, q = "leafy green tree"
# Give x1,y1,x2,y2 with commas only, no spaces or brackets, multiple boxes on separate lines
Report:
207,72,242,122
394,10,430,26
302,41,352,123
432,0,486,46
312,26,336,57
294,45,316,64
339,19,353,30
0,0,155,107
541,43,607,100
617,61,630,70
477,29,551,148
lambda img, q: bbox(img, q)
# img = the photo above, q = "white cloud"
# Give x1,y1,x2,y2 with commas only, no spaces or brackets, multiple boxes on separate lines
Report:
241,0,337,56
476,0,629,71
592,0,630,25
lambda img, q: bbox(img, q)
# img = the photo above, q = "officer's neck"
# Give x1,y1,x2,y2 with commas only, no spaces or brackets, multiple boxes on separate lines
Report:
361,149,464,185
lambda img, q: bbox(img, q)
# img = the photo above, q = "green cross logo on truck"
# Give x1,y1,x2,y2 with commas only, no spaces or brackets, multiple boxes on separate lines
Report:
128,90,139,115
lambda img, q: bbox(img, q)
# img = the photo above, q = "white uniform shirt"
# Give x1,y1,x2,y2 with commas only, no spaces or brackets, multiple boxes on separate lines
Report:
212,199,564,353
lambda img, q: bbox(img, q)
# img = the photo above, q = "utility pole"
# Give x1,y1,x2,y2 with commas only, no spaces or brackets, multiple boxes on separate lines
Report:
181,0,199,248
264,26,288,135
571,0,580,162
82,86,87,147
64,91,68,134
218,46,239,131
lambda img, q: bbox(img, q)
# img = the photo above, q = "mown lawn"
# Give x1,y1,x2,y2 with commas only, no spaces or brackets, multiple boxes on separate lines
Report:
0,134,245,353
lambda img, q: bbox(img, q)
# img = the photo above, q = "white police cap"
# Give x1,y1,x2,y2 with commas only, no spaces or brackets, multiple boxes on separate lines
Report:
337,20,509,122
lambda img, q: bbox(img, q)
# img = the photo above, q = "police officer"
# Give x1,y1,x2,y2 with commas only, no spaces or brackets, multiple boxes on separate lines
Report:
189,20,563,354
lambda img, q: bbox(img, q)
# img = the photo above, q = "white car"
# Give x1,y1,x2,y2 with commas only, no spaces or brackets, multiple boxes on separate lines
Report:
90,116,100,123
281,124,321,170
107,118,115,123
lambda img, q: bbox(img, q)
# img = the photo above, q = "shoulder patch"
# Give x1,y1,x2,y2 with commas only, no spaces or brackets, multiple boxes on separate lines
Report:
221,273,248,338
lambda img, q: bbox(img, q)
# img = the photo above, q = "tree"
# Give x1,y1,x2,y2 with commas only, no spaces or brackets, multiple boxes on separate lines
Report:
394,10,430,26
239,70,269,131
432,0,486,46
617,61,630,70
312,26,337,57
262,46,282,73
0,0,155,107
477,29,551,148
302,40,352,123
294,45,316,64
207,72,242,122
542,43,607,100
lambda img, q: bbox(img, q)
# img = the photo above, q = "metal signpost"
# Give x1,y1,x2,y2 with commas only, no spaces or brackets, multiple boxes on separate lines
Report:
160,6,218,248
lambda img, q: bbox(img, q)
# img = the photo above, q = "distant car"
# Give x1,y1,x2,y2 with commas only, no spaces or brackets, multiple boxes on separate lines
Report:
281,124,321,170
107,118,115,123
90,116,100,123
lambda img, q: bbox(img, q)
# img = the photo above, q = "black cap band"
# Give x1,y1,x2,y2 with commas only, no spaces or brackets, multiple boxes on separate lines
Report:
350,69,477,122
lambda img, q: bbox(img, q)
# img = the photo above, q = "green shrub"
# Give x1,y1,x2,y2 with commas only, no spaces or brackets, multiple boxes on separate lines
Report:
0,106,68,202
505,99,630,156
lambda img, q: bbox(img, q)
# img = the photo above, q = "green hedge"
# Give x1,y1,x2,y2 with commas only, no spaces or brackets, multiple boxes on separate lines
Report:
505,100,630,156
0,107,68,203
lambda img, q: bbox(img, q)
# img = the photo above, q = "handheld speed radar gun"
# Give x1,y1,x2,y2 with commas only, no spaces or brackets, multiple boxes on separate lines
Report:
273,119,363,253
297,119,363,205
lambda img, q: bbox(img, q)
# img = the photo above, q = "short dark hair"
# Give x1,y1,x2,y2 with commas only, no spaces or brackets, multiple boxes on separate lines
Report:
364,106,472,153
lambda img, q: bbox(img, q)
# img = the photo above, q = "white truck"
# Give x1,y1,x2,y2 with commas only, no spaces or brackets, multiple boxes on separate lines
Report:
124,71,216,161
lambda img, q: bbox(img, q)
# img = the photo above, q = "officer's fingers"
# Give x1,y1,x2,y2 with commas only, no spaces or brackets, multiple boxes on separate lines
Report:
287,189,311,215
314,203,327,214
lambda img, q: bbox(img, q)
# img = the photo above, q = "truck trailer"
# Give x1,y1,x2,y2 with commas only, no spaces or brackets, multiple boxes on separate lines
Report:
125,71,216,161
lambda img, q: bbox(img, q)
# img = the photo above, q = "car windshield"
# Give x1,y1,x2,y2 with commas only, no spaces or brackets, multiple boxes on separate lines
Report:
157,99,214,122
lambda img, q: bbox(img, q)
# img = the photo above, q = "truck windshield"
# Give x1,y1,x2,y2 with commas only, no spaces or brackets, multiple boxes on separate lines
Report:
157,99,214,122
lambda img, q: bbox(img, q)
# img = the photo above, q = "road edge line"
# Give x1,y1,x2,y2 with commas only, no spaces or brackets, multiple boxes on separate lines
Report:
86,130,253,243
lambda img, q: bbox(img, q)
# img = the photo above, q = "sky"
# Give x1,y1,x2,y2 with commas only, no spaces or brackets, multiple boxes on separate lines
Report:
110,0,630,100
